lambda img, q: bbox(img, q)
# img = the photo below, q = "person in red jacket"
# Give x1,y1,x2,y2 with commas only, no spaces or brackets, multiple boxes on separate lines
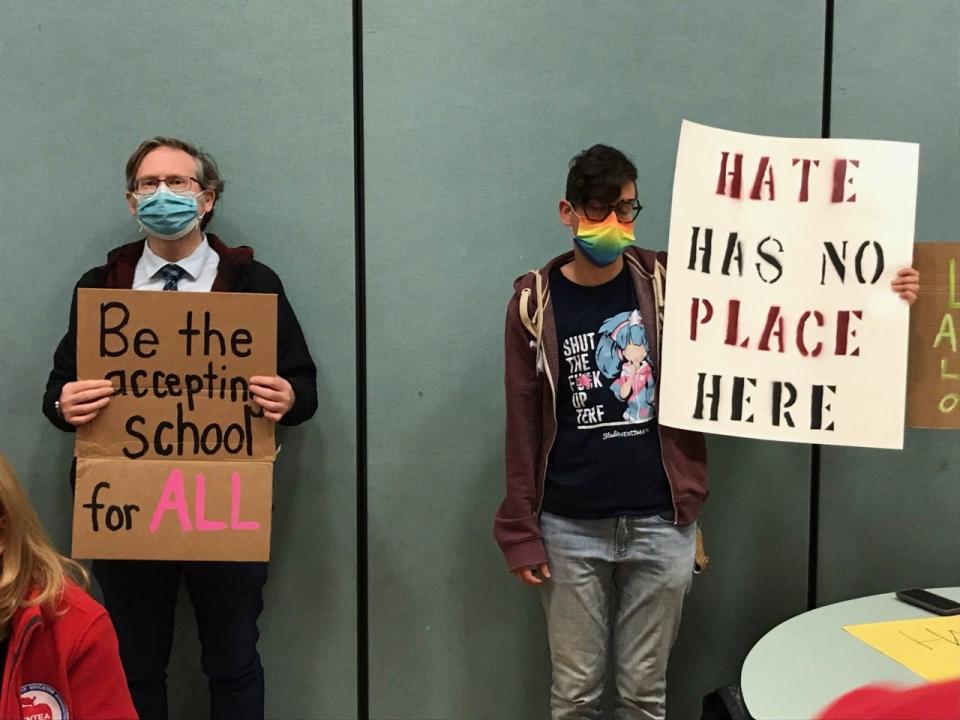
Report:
816,679,960,720
0,454,136,720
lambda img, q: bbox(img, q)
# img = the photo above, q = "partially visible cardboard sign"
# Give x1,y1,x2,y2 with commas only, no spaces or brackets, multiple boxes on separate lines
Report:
907,243,960,429
73,289,277,561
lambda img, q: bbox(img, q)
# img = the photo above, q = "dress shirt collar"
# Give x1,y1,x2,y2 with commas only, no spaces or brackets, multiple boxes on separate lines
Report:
142,235,210,281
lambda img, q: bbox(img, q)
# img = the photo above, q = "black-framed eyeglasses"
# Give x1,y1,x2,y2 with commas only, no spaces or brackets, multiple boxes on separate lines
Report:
133,175,201,195
578,198,643,223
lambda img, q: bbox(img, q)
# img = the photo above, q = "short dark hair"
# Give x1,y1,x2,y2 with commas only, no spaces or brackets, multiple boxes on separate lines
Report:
565,144,637,207
125,136,224,229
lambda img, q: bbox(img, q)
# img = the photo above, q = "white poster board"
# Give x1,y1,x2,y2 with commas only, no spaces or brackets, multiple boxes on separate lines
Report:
659,120,918,448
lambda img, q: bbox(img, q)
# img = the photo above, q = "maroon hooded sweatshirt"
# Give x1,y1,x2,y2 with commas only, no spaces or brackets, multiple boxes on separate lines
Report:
494,246,708,572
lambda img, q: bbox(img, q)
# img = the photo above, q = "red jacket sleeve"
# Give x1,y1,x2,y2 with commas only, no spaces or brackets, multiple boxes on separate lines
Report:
815,679,960,720
67,614,138,720
493,291,548,572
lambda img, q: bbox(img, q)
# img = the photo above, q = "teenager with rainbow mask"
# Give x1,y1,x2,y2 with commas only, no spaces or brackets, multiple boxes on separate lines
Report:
493,144,920,719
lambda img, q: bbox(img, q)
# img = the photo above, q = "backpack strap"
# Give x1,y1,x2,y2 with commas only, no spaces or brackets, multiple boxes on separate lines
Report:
518,269,545,341
518,270,547,372
653,257,666,338
695,525,710,573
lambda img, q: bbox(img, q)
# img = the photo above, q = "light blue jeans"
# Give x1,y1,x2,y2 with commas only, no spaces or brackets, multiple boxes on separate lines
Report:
538,511,696,720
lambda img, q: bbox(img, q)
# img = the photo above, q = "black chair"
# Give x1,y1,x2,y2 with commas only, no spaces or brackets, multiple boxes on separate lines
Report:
700,685,755,720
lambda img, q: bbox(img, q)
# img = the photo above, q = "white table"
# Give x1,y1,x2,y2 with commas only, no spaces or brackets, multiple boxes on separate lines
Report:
740,586,960,719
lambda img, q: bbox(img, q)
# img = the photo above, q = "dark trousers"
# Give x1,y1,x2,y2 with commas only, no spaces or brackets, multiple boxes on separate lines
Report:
94,559,268,720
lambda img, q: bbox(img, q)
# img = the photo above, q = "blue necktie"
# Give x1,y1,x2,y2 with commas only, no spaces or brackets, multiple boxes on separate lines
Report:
159,264,187,291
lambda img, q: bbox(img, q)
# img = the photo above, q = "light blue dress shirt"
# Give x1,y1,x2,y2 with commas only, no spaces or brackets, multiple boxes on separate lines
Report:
132,236,221,292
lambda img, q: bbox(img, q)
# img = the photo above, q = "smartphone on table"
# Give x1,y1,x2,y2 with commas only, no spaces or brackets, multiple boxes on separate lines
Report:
895,588,960,616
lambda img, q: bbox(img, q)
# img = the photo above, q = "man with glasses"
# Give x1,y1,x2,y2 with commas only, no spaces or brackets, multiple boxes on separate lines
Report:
495,144,702,719
42,136,317,720
494,145,920,719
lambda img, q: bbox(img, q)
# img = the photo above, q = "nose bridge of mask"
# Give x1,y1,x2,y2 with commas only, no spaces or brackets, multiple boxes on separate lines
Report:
138,182,202,201
137,186,201,213
577,211,635,242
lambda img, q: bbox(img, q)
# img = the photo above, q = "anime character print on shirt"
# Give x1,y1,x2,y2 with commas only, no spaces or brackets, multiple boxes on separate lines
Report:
596,310,655,422
563,309,656,428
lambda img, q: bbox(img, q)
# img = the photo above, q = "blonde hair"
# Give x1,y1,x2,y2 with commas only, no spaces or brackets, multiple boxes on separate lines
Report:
0,454,88,628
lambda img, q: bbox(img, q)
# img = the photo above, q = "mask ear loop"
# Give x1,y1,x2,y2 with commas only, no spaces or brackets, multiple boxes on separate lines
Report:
564,200,581,238
195,187,212,227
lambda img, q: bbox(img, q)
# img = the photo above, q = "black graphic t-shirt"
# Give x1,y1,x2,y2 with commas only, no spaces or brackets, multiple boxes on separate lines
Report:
542,263,673,519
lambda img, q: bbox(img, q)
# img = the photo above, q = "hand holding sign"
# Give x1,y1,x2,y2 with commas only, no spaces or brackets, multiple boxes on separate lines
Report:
58,379,115,425
891,267,920,305
249,375,296,422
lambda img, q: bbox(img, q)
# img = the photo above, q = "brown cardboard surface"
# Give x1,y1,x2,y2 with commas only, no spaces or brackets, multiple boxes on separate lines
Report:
73,289,278,560
906,243,960,429
72,458,272,561
76,394,276,461
77,289,276,381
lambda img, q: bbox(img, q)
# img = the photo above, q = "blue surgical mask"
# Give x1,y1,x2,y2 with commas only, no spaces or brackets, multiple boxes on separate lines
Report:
135,188,203,240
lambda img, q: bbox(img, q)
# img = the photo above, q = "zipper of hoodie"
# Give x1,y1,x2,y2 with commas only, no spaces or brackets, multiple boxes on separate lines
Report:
536,349,558,516
656,409,680,524
628,254,680,524
535,289,557,517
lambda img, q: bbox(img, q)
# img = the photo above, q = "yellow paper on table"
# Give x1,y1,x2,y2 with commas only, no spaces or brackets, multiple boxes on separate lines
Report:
844,616,960,681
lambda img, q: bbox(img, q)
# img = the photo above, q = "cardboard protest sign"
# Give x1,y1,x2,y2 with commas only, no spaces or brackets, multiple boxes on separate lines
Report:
906,242,960,429
72,289,277,561
659,120,918,448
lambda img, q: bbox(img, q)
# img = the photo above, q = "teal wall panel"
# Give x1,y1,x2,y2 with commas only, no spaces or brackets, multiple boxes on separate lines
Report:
818,0,960,605
2,1,956,718
0,3,356,719
363,3,823,717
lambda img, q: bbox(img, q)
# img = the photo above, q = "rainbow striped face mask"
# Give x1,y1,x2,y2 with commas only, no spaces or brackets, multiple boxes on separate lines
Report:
573,212,635,267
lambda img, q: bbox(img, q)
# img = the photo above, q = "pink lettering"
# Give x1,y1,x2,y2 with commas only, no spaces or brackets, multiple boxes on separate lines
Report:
194,474,227,531
149,469,192,533
230,472,260,531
